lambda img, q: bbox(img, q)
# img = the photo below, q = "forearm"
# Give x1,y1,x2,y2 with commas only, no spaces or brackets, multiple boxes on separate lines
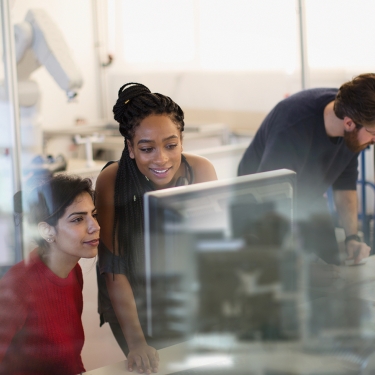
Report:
105,273,146,349
333,189,371,262
333,190,358,236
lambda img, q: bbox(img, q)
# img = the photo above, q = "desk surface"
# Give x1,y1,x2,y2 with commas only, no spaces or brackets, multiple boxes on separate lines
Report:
84,339,375,374
85,256,375,375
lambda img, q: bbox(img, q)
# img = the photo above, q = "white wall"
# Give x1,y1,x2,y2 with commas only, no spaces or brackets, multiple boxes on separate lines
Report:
11,0,100,130
106,69,364,125
108,71,300,116
105,0,375,123
11,0,373,134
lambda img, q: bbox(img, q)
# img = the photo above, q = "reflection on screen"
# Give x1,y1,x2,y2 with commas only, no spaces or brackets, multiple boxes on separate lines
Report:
143,169,375,373
144,170,299,347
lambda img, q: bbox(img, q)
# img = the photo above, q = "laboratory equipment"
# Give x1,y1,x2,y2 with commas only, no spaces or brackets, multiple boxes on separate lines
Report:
73,133,104,168
1,8,83,157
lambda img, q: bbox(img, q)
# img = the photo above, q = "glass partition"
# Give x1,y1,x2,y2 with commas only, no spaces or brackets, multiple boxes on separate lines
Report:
0,0,23,274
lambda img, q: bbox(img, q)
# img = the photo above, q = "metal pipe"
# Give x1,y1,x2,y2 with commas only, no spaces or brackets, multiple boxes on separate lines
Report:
92,0,110,120
0,0,24,262
297,0,309,90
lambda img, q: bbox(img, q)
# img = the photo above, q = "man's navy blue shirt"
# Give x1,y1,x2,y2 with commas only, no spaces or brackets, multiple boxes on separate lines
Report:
238,88,359,207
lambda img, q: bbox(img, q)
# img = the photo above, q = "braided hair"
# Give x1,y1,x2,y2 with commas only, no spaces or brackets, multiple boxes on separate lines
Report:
112,83,185,287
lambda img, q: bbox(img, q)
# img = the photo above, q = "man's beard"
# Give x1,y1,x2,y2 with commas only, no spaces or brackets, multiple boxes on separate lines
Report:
344,128,372,153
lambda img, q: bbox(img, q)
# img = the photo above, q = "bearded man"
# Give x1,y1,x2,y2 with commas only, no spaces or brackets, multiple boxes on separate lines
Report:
238,73,375,265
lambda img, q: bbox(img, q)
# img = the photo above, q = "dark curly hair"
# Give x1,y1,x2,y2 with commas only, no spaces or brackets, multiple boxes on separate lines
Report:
112,82,185,286
334,73,375,127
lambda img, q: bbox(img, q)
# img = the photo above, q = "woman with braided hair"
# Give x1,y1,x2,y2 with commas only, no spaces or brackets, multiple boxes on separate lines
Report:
96,83,217,373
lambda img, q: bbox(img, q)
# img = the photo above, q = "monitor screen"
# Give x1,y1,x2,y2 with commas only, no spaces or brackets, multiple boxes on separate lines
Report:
144,169,299,346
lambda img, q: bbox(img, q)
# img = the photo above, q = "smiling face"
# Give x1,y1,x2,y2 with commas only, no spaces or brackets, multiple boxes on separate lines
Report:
127,114,183,189
42,192,100,265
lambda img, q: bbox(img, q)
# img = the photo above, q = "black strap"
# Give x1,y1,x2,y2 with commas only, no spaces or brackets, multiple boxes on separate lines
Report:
344,234,361,245
101,160,116,171
176,154,194,186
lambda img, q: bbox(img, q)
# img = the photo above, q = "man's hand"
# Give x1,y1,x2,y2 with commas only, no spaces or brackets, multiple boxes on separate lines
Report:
345,240,370,264
127,344,159,374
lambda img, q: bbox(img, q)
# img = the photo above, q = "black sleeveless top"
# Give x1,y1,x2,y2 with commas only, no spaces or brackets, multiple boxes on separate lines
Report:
97,154,194,326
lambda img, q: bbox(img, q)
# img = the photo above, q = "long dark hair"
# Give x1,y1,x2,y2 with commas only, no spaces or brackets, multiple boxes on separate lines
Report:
15,174,93,250
112,83,184,286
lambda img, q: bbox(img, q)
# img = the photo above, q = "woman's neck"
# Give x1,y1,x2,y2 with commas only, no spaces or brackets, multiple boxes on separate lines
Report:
38,246,79,278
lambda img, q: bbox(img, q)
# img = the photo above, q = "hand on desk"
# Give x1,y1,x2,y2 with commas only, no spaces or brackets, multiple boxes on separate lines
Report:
345,240,371,265
127,344,159,374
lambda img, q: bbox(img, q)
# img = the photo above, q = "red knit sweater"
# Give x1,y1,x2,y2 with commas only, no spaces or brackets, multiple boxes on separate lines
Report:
0,249,85,375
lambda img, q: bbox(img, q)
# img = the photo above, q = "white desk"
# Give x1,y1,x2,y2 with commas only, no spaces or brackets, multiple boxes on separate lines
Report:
84,339,375,374
85,257,375,375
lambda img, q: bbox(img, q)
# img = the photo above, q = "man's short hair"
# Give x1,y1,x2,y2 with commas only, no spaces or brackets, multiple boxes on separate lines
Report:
334,73,375,127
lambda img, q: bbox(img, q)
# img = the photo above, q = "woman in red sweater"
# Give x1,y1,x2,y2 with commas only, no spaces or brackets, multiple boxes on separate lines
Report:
0,174,100,375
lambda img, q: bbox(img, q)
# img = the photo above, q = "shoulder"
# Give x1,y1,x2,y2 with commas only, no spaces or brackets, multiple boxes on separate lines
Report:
0,262,30,328
0,260,31,300
1,255,36,282
96,162,118,190
95,162,119,204
0,262,25,285
282,88,337,104
183,153,217,183
272,88,337,118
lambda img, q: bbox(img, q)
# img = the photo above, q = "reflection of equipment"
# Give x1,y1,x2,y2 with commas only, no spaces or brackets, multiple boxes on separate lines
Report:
22,154,67,190
144,169,298,345
25,154,67,180
1,9,83,156
15,9,83,100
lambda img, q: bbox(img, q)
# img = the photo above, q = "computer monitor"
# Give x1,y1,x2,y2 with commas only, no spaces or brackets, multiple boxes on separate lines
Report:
144,169,299,346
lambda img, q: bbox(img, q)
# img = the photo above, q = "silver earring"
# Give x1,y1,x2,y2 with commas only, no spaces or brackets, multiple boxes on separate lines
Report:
133,195,137,202
145,176,149,181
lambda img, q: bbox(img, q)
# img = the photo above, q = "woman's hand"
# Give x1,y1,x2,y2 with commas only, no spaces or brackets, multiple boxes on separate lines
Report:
127,344,159,374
